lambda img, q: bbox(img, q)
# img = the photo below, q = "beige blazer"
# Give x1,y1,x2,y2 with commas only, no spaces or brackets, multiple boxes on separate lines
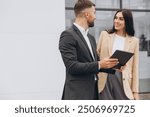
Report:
97,31,139,99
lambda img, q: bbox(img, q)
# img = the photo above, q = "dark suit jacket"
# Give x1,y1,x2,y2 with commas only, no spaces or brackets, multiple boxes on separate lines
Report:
59,25,114,100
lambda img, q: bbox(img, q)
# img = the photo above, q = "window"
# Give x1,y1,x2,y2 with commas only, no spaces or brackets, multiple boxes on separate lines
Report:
65,0,150,92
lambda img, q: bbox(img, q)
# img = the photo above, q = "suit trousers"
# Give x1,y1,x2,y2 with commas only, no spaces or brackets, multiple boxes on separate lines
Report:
99,71,129,100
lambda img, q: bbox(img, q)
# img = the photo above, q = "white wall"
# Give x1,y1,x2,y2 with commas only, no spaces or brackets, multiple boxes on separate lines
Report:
0,0,65,99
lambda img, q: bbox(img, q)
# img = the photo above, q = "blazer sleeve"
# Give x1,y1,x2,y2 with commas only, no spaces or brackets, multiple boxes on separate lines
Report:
59,30,99,75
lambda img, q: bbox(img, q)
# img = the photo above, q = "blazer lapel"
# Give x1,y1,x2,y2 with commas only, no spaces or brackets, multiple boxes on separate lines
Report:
108,33,115,56
124,35,132,51
72,25,94,61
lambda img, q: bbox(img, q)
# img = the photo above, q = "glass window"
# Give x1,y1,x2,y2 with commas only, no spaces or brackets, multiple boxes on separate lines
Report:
65,0,76,7
95,0,120,9
123,0,150,9
65,10,75,28
65,0,120,8
65,0,150,93
93,11,116,40
133,12,150,51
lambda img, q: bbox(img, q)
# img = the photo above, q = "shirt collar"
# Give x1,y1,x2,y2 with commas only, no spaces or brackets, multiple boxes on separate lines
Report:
73,23,89,35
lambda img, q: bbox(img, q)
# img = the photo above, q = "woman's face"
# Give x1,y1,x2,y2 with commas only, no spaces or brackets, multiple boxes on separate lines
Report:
114,12,125,31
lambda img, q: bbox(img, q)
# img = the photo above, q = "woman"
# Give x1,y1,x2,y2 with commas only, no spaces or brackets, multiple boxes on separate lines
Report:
97,9,139,100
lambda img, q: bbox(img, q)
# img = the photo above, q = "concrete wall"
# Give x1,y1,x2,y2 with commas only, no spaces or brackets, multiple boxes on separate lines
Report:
0,0,65,99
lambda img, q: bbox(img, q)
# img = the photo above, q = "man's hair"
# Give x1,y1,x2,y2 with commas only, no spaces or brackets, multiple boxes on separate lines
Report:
74,0,95,16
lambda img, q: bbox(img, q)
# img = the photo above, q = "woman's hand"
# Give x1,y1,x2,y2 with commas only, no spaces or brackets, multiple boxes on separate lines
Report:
133,93,140,100
114,65,126,72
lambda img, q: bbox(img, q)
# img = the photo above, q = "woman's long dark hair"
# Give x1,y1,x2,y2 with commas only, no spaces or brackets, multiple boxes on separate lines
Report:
108,9,135,36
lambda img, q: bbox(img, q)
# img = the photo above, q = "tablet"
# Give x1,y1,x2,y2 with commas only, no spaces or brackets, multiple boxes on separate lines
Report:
110,50,134,69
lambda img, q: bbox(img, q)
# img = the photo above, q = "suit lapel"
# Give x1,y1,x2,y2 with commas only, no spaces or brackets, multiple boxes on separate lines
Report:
72,25,95,61
73,25,88,47
87,34,96,61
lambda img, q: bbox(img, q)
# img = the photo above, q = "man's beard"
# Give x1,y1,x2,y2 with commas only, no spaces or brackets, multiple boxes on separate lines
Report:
88,21,94,27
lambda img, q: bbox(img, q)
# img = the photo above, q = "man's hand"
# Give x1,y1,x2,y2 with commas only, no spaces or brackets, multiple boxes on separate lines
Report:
99,57,119,69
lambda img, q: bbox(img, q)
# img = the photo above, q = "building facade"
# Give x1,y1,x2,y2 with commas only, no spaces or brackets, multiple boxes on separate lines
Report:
65,0,150,93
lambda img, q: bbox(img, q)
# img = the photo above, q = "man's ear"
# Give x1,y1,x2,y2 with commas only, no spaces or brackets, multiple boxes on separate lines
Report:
84,12,89,18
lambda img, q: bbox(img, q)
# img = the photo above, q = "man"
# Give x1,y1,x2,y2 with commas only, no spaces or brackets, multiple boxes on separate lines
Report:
59,0,118,100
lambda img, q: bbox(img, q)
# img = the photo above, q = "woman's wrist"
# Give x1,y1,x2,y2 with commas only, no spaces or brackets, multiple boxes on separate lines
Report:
133,92,139,94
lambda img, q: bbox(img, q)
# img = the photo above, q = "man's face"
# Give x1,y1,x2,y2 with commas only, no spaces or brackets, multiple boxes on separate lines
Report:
85,6,96,27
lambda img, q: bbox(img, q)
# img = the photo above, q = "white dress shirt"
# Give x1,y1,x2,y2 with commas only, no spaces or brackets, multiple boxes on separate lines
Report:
112,34,125,53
